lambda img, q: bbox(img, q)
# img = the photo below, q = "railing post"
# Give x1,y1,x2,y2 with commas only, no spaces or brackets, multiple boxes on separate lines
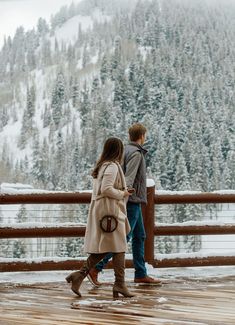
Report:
142,185,155,265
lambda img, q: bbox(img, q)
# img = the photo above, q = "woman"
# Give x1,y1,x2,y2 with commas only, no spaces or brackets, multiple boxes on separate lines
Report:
66,137,134,298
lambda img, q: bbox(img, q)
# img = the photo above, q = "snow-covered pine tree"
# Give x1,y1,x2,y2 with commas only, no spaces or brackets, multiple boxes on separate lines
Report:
51,72,66,128
16,205,27,223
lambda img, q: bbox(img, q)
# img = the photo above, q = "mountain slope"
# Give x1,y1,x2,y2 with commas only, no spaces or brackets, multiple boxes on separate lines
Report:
0,0,234,193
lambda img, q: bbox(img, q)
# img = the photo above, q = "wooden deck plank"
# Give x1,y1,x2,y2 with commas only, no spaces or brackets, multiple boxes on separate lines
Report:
0,276,235,325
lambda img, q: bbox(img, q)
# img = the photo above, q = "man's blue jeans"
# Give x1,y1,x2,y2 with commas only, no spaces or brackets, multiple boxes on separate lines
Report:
95,201,147,279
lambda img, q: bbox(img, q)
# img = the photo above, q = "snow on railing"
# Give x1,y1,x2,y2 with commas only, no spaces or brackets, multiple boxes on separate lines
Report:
0,184,235,271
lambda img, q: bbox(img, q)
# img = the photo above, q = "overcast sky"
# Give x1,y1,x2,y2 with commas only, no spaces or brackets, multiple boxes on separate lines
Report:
0,0,82,48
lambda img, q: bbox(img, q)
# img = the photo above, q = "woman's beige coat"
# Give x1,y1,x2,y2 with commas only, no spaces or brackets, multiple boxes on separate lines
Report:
84,161,131,254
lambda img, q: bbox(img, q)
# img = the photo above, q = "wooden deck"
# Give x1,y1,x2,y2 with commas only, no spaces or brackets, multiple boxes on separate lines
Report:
0,275,235,325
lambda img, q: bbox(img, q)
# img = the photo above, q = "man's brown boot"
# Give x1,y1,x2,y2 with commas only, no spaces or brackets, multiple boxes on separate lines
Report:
87,268,101,287
134,276,162,285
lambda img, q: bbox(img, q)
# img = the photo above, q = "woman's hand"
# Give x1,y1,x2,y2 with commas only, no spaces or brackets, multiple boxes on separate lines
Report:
123,189,131,197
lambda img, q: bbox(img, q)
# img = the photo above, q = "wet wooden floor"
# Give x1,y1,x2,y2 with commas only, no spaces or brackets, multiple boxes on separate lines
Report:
0,276,234,325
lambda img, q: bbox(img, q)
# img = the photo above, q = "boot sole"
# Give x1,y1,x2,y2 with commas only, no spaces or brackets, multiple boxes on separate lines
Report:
71,288,81,297
113,290,134,298
134,282,162,286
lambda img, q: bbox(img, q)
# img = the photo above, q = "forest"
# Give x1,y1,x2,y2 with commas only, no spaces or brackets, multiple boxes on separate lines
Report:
0,0,234,257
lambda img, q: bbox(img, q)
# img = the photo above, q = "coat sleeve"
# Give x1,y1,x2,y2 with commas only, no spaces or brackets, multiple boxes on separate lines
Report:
125,151,142,188
101,163,125,200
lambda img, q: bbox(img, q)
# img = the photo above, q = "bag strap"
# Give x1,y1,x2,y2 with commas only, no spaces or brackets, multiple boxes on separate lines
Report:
97,163,112,196
96,162,124,200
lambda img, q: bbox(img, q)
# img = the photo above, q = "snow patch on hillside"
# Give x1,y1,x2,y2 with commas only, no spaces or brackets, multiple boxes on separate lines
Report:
53,9,111,45
0,9,109,168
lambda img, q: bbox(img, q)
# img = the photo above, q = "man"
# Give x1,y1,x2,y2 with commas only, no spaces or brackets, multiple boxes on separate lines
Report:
88,123,162,285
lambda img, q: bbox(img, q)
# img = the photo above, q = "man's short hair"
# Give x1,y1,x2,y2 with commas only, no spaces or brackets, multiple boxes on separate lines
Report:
129,123,147,141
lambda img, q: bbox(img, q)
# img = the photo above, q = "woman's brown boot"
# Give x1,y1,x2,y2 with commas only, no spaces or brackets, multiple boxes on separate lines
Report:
112,252,134,298
66,266,89,297
66,253,107,297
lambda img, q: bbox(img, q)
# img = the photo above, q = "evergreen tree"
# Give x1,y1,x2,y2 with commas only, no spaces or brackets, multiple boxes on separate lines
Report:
100,54,109,84
31,135,46,186
82,42,90,68
72,77,79,108
175,153,190,191
69,142,80,190
51,72,66,128
41,39,52,66
110,36,121,79
226,150,235,189
25,29,38,70
16,205,27,223
37,17,49,37
43,103,51,128
13,240,26,258
79,82,90,129
0,207,3,223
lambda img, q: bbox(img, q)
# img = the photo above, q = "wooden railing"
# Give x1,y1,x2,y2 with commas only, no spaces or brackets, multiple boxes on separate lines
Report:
0,187,235,272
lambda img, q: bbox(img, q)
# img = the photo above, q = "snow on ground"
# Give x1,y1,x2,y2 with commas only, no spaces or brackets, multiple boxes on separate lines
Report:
0,222,85,228
54,15,93,44
52,9,111,46
157,190,235,195
155,251,235,260
147,179,155,187
0,182,77,194
0,179,155,194
0,264,234,285
158,220,235,226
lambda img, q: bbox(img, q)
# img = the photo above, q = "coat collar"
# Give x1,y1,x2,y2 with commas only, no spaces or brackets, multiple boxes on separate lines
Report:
128,142,148,155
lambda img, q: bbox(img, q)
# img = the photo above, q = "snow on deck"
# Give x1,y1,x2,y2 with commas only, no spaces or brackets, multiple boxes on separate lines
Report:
0,267,234,325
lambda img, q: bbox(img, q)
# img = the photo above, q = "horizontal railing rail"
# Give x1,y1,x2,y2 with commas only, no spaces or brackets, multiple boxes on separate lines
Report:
0,192,91,205
154,224,235,236
154,192,235,204
1,191,235,205
1,224,235,239
1,187,235,272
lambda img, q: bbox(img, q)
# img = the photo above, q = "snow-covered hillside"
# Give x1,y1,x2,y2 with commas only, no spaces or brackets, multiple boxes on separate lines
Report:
52,9,111,46
0,0,234,194
0,6,112,174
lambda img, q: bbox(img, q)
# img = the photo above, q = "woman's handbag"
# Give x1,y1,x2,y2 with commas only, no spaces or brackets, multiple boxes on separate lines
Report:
100,215,118,233
96,163,121,233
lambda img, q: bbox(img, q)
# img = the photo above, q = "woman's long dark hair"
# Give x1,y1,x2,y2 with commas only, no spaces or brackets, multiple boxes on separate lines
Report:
92,137,124,178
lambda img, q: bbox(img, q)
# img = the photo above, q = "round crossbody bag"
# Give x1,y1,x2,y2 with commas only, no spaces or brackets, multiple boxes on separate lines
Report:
100,215,118,233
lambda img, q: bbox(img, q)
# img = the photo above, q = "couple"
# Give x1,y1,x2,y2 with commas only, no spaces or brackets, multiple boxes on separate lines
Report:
66,123,161,298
